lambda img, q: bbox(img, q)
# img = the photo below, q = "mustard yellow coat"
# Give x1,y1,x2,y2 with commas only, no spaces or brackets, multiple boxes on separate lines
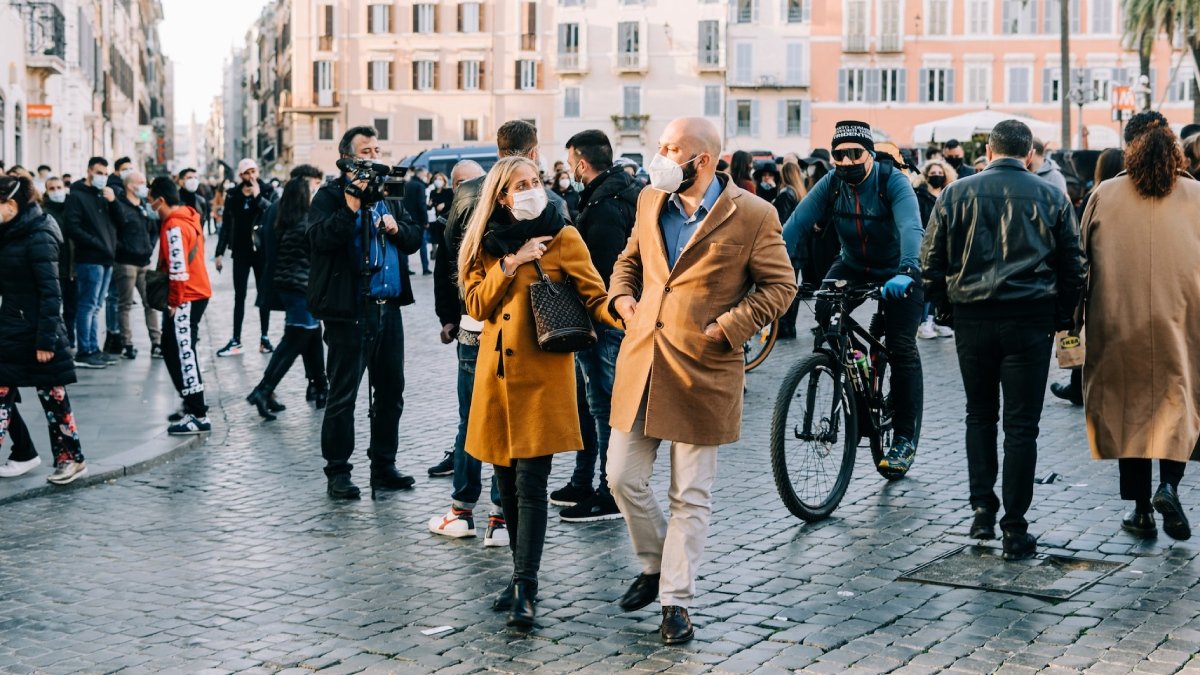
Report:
462,225,620,467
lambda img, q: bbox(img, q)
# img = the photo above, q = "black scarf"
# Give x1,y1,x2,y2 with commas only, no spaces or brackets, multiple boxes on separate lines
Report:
481,199,564,259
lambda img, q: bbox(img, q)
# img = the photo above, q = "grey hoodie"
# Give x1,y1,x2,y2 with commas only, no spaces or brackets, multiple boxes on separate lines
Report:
1035,157,1070,198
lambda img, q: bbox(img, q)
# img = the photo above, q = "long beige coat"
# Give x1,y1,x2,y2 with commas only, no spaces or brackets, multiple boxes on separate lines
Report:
1080,173,1200,462
462,226,620,467
608,176,797,446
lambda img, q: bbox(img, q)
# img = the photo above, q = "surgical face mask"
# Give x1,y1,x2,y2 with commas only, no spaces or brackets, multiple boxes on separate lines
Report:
927,174,947,189
434,179,445,189
509,187,548,221
47,190,67,203
834,163,868,185
184,178,200,192
569,162,587,192
558,178,571,190
91,173,108,190
119,168,133,180
647,153,700,194
134,185,150,199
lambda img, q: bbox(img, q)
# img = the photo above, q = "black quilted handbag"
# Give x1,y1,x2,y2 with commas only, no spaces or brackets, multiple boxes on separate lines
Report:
528,260,596,352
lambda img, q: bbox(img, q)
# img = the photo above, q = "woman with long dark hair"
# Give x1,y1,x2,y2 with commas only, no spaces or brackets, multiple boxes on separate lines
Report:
1080,111,1200,541
247,172,328,419
730,151,755,193
773,162,808,339
0,175,88,484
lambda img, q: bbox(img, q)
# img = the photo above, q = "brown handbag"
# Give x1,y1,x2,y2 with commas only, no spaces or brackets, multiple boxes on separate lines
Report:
528,259,596,353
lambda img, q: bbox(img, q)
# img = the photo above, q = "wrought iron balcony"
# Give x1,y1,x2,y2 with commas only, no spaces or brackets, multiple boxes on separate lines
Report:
611,114,649,135
15,0,67,74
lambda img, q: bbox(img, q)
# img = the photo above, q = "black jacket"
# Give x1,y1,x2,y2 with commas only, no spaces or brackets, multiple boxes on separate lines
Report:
306,176,423,322
113,195,157,267
433,177,572,326
273,206,312,294
403,177,430,228
216,179,275,259
575,167,641,285
553,186,581,221
0,206,76,387
62,179,118,266
914,184,940,229
255,203,283,312
42,200,74,282
182,189,210,225
920,158,1084,327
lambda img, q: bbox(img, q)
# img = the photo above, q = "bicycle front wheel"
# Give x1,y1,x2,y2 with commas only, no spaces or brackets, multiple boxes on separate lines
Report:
770,352,859,522
744,321,779,372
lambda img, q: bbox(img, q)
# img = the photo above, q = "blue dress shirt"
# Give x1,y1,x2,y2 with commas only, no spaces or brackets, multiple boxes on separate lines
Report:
659,176,723,269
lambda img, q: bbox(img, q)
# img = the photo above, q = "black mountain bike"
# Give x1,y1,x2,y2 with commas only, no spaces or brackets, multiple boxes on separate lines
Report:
769,281,900,522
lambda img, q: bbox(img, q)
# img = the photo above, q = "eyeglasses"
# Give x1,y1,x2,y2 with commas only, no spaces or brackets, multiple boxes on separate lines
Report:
831,148,867,162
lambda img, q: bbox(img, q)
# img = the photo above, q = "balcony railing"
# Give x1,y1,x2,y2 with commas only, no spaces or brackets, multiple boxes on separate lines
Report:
844,34,868,53
878,34,903,52
612,114,649,135
617,51,643,70
557,52,583,72
699,50,723,71
15,0,67,72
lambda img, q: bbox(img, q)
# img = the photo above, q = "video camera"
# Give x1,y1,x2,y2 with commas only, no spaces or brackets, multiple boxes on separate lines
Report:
335,158,409,205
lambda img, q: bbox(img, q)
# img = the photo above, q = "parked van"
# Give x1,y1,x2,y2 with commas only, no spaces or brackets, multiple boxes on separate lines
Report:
400,145,500,177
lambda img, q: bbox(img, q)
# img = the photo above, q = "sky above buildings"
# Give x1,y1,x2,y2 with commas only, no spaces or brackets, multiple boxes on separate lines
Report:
161,0,271,125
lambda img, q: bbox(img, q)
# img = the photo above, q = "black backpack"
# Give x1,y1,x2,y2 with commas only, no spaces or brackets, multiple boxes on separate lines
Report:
824,157,895,226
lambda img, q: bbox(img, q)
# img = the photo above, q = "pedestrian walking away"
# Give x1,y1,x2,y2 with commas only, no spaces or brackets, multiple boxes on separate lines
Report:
607,117,796,645
1079,111,1200,543
0,175,88,485
308,125,423,500
214,158,277,357
921,119,1084,561
458,155,621,631
148,178,215,436
782,120,926,480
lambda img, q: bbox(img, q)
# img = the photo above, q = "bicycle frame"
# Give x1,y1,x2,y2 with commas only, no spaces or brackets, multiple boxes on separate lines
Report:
808,284,890,442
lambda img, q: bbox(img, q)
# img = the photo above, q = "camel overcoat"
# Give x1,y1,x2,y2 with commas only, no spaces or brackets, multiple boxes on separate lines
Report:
608,176,797,446
1080,173,1200,462
462,225,620,467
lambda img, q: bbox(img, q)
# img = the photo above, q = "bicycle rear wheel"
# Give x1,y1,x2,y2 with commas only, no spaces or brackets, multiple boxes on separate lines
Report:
770,352,859,522
744,321,779,372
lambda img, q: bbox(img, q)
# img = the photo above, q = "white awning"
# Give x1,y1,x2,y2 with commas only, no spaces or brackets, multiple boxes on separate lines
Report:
911,110,1060,145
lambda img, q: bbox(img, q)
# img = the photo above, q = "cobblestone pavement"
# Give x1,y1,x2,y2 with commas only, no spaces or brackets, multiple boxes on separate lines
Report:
2,270,1200,675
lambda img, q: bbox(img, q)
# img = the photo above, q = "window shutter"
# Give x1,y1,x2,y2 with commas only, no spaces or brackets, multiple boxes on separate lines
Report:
897,68,908,102
389,4,395,33
801,100,812,137
412,5,419,33
479,3,486,31
803,0,811,21
537,62,544,89
1001,0,1012,33
838,68,847,102
777,100,787,137
866,68,881,103
433,61,440,90
479,61,486,89
751,100,760,137
312,61,319,95
515,61,521,89
435,4,442,32
944,69,955,102
368,62,375,90
919,68,929,103
1070,0,1080,32
457,61,463,89
1042,67,1053,102
726,100,737,137
752,0,760,22
457,3,463,32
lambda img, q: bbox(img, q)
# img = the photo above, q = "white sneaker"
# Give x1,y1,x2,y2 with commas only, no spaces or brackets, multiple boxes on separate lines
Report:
935,324,955,338
484,515,509,547
917,320,937,339
47,460,87,485
0,456,41,478
428,507,477,538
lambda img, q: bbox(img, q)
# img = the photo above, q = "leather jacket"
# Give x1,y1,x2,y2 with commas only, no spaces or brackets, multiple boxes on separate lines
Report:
920,158,1084,326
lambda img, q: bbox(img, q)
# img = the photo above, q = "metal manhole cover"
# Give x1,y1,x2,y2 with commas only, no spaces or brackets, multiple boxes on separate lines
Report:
898,544,1128,600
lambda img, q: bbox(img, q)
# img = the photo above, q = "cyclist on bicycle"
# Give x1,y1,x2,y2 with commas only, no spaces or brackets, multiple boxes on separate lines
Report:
782,120,925,480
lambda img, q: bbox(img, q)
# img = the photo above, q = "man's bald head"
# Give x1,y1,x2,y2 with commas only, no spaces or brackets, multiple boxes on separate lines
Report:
450,160,485,189
662,117,722,158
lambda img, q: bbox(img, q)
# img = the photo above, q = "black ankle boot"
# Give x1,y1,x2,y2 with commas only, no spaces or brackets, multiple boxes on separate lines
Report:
246,389,277,421
507,579,536,629
494,577,537,612
306,380,318,402
265,393,286,413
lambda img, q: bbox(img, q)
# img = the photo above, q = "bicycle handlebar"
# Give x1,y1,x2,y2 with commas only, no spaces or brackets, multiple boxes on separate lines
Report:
813,280,883,302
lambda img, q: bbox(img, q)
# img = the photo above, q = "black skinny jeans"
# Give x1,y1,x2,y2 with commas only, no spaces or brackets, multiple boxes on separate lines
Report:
815,261,924,443
256,325,325,394
493,455,553,585
955,316,1053,535
1119,459,1187,503
231,254,270,343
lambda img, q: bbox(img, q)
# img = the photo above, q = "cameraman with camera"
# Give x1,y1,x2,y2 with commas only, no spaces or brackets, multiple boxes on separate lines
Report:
308,125,424,500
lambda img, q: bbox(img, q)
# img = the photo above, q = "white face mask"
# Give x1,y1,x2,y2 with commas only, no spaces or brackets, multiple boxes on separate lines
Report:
91,173,108,190
134,185,150,199
119,168,133,180
434,179,445,189
184,178,200,192
47,190,67,203
646,153,698,194
558,178,571,190
509,187,548,221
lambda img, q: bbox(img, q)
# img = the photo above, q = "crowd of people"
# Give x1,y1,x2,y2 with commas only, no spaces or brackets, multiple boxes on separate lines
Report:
0,108,1196,646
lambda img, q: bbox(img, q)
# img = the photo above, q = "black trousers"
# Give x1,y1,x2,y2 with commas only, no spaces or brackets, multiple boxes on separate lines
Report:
493,455,553,585
816,261,924,442
256,325,325,394
231,254,269,342
162,299,209,417
4,392,34,461
321,303,406,476
955,316,1053,534
1119,459,1187,502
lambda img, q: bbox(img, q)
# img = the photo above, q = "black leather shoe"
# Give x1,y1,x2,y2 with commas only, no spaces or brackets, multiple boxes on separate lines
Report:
265,394,286,413
493,576,538,612
246,389,277,421
970,507,996,540
1050,382,1083,406
506,580,536,629
1002,531,1037,561
370,464,416,490
1121,510,1157,539
327,473,361,500
660,606,694,645
619,572,660,612
1153,484,1191,541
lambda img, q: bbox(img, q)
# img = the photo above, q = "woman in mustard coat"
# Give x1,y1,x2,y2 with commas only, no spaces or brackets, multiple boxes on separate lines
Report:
458,156,618,630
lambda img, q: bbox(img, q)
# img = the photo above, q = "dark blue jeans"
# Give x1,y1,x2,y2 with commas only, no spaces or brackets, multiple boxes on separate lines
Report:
571,326,623,493
451,340,501,511
75,263,112,354
321,303,406,477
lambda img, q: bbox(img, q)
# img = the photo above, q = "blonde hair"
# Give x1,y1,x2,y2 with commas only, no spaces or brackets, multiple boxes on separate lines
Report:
780,161,807,200
920,158,958,189
457,156,540,290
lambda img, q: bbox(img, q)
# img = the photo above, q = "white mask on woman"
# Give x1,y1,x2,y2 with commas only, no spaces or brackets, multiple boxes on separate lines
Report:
433,179,445,189
509,188,548,221
184,177,200,192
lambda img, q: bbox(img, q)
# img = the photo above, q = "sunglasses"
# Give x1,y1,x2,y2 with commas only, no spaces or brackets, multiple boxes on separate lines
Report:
831,148,867,162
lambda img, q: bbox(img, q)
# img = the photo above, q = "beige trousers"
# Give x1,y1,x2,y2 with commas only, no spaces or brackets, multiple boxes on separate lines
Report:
607,397,719,608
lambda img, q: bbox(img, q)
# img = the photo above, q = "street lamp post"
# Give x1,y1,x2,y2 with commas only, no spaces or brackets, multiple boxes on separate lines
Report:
1068,70,1096,149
